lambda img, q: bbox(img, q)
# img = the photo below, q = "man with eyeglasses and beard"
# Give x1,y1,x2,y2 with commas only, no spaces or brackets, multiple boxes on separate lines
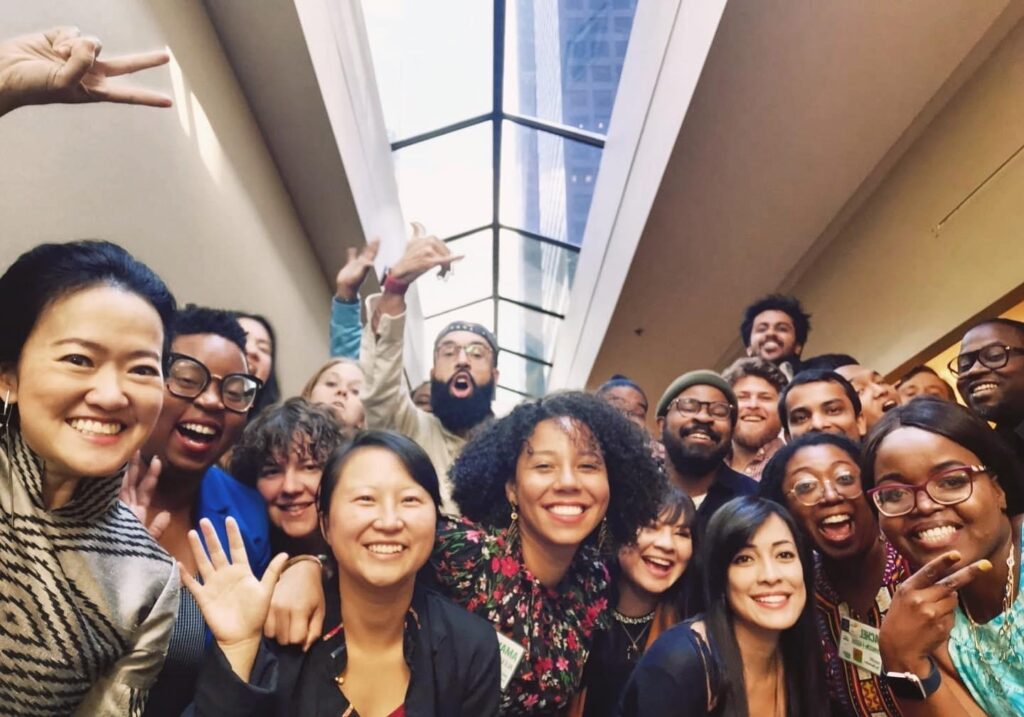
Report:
952,318,1024,470
359,224,499,515
656,370,757,533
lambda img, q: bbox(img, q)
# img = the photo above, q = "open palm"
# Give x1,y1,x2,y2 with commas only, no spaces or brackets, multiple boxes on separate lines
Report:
181,517,288,647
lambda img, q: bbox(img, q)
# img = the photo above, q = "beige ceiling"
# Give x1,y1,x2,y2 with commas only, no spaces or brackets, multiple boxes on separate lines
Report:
587,0,1019,402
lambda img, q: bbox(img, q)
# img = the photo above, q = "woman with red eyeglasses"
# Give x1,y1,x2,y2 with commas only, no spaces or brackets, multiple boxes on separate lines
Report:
861,398,1024,716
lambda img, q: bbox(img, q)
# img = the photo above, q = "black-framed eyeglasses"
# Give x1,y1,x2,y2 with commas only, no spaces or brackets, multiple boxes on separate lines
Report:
866,465,987,517
948,344,1024,376
787,473,863,507
165,353,263,413
670,397,734,420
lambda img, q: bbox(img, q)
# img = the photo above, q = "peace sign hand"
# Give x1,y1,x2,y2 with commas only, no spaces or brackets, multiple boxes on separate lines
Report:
0,27,171,116
879,550,991,675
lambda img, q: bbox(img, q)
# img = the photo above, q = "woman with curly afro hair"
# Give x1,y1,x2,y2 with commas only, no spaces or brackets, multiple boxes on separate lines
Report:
432,391,666,716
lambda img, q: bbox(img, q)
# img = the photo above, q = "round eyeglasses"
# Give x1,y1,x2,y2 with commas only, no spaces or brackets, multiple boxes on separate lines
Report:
866,465,987,517
787,473,863,507
948,343,1024,376
166,353,263,413
670,397,734,420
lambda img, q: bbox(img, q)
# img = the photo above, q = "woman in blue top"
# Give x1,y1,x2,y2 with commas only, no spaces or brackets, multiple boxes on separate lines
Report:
865,398,1024,716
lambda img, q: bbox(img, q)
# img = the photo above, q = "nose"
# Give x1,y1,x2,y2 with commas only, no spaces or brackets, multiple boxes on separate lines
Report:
909,487,943,515
819,479,842,504
194,380,225,411
555,465,583,490
374,499,404,531
810,412,829,432
652,525,675,551
281,466,303,495
758,558,782,584
86,366,130,411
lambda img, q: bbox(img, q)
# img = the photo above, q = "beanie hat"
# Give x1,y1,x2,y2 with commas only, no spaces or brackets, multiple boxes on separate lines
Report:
656,369,737,418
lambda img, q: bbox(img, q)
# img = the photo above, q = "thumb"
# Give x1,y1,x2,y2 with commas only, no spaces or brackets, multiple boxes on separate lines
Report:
345,247,357,263
410,221,426,240
262,552,290,589
54,36,99,90
150,510,171,540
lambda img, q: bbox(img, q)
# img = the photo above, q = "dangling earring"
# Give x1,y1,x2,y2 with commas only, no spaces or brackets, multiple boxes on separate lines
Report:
597,518,610,553
506,502,520,546
1,389,11,454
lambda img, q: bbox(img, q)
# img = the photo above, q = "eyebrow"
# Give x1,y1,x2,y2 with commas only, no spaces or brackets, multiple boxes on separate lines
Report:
741,540,796,549
53,338,160,362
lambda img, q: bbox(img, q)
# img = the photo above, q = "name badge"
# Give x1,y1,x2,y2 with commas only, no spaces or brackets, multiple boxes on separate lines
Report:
838,617,882,675
496,632,526,691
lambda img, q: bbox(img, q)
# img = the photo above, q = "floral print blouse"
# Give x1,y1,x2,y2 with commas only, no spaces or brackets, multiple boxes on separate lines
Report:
433,517,610,715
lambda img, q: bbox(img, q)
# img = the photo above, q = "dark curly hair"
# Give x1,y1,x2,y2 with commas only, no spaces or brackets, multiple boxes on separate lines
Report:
231,397,345,486
739,294,811,348
450,391,665,548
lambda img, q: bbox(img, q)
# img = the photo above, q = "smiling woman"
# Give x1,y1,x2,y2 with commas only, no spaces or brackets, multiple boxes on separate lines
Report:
0,240,180,715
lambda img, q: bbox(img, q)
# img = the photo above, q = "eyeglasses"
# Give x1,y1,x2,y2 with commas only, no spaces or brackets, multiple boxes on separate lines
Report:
788,474,863,506
670,397,734,420
166,353,263,413
435,341,493,363
866,465,987,517
948,344,1024,375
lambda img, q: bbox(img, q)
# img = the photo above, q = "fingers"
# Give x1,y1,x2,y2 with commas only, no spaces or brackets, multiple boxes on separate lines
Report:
304,603,326,652
364,237,381,261
199,517,230,570
179,561,201,596
262,552,290,589
225,516,250,568
95,51,170,77
137,456,162,505
937,558,992,590
187,527,215,583
149,510,171,540
53,36,100,91
345,247,358,264
905,550,962,590
263,606,279,640
87,84,173,108
411,221,427,239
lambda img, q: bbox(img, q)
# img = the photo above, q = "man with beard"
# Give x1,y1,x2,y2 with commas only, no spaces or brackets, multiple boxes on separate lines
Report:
739,294,811,379
722,357,788,480
953,318,1024,467
359,225,498,514
655,370,757,530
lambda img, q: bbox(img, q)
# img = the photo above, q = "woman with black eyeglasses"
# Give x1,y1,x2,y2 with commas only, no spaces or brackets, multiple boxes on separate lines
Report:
863,398,1024,716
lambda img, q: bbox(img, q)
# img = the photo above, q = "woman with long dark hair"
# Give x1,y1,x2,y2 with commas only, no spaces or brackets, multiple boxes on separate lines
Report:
234,312,281,420
0,240,179,715
864,398,1024,715
620,496,828,716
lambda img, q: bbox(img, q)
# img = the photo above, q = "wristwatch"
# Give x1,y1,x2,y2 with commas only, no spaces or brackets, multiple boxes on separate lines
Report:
885,656,941,700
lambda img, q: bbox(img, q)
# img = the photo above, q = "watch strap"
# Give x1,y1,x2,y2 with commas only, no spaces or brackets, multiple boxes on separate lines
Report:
886,656,941,700
382,270,409,296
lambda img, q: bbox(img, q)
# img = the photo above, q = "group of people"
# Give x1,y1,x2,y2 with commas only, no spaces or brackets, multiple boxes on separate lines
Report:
2,25,1023,717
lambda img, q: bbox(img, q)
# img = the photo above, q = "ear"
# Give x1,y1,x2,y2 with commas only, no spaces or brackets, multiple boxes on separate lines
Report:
656,415,665,435
793,342,804,357
504,479,518,509
0,364,18,404
855,412,868,439
319,510,331,543
745,345,756,357
492,367,500,385
991,475,1008,513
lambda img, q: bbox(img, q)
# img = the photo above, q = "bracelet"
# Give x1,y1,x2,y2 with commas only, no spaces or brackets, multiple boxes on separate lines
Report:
284,555,325,571
382,270,409,296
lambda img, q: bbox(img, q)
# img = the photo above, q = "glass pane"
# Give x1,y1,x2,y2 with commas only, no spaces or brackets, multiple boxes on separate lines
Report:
361,0,493,142
422,299,494,365
418,230,493,317
497,350,550,396
495,387,527,417
498,299,561,363
499,230,577,315
504,0,639,135
393,123,493,240
500,121,602,247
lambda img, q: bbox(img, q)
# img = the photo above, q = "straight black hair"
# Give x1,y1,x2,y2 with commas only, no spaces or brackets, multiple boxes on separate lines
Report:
778,369,862,431
800,353,859,373
235,311,281,419
701,496,827,717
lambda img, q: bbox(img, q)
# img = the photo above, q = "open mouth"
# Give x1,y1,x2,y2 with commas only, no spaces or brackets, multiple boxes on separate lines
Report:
545,503,587,522
449,372,474,399
911,523,961,547
641,555,675,577
751,593,791,609
175,421,221,448
881,399,898,412
276,500,314,515
684,428,717,444
740,414,765,423
68,418,125,437
366,543,406,556
817,513,854,543
970,382,998,399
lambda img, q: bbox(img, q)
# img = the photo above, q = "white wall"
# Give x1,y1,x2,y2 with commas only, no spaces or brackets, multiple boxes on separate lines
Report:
0,0,331,394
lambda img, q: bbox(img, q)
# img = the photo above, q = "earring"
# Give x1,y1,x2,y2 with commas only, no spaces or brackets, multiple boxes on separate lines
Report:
597,518,610,552
1,389,11,455
506,502,520,546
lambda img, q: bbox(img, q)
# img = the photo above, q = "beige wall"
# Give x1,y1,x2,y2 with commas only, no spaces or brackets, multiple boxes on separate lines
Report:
0,0,331,395
790,18,1024,373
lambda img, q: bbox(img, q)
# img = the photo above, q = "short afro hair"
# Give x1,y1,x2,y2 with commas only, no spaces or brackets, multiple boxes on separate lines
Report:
450,391,665,549
173,304,247,355
740,294,811,348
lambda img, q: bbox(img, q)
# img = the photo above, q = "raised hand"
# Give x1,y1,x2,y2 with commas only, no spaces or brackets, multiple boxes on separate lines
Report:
119,452,170,539
335,237,381,301
879,550,990,675
0,27,171,116
389,222,464,285
180,518,288,681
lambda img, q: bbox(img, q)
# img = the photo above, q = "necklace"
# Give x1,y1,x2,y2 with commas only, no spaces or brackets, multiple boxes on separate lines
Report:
960,535,1017,662
614,610,654,659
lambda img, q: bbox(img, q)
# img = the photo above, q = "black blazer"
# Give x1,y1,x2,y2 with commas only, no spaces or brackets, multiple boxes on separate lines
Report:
184,586,500,716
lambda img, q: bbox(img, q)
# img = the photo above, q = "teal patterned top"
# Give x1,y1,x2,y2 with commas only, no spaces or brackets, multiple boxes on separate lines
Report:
948,525,1024,715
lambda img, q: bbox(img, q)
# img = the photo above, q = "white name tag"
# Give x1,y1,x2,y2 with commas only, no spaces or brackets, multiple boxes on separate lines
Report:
838,617,882,675
496,632,526,691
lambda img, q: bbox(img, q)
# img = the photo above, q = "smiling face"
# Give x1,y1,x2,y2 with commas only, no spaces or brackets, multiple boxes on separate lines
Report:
727,513,806,633
780,443,877,560
872,427,1010,571
322,446,437,590
659,384,734,477
956,323,1024,424
617,510,693,598
505,417,611,552
785,381,865,441
835,365,899,430
748,310,802,364
256,438,323,540
1,286,165,484
237,316,273,384
899,370,953,404
732,375,781,452
307,361,365,429
142,333,249,474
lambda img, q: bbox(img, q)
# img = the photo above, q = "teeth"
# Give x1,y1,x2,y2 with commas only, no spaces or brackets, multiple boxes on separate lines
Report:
754,595,787,606
181,422,216,436
549,505,584,516
367,544,404,555
916,525,957,543
644,557,672,568
69,418,122,435
972,383,997,395
821,515,851,525
279,503,311,514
